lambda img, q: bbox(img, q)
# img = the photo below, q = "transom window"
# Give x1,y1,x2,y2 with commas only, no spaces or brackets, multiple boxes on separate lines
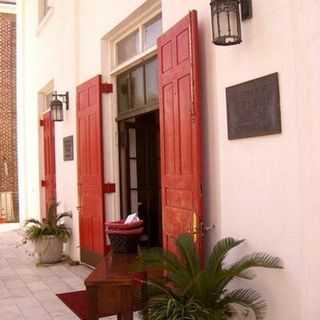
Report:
117,57,159,120
115,14,162,67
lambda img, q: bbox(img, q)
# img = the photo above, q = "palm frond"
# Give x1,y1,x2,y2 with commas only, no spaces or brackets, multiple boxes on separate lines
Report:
24,218,42,227
212,253,283,291
56,211,72,223
207,237,245,275
175,233,201,276
139,247,186,274
24,202,71,242
139,247,192,290
220,288,267,320
229,253,283,274
142,234,283,320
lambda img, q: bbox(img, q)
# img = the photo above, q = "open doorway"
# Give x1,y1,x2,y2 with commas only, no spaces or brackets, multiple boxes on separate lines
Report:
119,111,162,247
117,57,162,247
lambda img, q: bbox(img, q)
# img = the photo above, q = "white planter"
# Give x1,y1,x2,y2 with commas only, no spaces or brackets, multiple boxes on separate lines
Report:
34,236,64,264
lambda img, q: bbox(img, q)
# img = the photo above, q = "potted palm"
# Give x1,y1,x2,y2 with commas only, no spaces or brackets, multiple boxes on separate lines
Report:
24,202,72,264
138,234,283,320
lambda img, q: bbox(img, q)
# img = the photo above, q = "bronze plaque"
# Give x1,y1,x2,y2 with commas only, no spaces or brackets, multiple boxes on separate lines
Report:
226,73,281,140
63,136,74,161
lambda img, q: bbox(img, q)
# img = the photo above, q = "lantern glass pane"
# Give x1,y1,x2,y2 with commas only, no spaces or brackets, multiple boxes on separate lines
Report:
51,100,63,121
57,108,63,121
213,10,220,39
228,10,239,39
219,10,230,38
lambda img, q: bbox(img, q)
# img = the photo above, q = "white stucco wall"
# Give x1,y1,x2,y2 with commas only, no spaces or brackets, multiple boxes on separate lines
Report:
18,0,320,318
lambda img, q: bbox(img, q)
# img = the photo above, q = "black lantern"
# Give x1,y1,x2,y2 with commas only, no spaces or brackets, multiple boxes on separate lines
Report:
210,0,252,46
50,91,69,122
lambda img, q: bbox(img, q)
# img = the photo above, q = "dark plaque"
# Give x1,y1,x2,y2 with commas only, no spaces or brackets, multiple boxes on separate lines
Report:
226,73,281,140
63,136,74,161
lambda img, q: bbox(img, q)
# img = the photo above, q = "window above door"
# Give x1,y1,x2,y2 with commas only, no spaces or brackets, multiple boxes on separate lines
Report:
115,14,162,68
103,0,162,76
117,57,159,121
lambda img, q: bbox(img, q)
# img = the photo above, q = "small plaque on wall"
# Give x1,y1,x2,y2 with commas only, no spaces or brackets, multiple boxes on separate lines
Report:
226,73,281,140
63,136,74,161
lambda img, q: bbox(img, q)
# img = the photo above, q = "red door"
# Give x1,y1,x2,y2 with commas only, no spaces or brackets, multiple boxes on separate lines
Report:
77,75,106,266
158,11,203,255
43,111,56,218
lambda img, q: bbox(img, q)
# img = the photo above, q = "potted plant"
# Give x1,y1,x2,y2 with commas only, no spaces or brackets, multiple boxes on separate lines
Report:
138,234,283,320
24,202,72,264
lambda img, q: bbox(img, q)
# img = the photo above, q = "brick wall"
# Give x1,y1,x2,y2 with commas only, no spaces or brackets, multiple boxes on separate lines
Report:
0,13,18,222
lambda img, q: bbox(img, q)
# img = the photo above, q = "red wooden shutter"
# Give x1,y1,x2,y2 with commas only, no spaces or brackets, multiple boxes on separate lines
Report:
43,111,56,218
77,75,106,266
158,11,203,255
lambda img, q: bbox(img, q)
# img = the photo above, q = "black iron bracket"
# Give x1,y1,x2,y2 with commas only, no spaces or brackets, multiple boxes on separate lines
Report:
53,91,69,110
240,0,252,20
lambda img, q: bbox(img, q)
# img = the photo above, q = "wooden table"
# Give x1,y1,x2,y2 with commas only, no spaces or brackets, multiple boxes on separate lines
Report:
85,252,147,320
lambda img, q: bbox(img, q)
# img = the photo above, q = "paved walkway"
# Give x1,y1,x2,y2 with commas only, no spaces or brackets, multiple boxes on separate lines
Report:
0,225,139,320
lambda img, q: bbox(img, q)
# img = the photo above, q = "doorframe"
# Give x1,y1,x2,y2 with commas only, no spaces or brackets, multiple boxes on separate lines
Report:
38,80,54,217
101,0,161,223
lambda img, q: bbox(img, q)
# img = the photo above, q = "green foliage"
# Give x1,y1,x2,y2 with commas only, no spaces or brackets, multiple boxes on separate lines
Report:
139,234,283,320
24,202,72,242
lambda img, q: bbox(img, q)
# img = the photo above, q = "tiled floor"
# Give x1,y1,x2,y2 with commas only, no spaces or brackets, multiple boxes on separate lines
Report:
0,225,139,320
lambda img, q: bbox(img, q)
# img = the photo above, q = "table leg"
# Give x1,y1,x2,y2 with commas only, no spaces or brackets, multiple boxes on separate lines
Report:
86,285,98,320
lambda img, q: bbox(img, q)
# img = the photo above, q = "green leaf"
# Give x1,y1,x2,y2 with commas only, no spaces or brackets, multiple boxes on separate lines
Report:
228,253,283,274
220,288,267,320
141,234,283,320
24,218,42,227
56,212,73,223
207,237,245,275
175,234,201,277
23,202,71,242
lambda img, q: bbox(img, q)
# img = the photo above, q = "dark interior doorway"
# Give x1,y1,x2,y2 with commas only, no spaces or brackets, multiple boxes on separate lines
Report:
119,111,162,247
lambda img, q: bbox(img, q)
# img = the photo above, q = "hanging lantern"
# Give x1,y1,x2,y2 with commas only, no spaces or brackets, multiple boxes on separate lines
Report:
50,91,69,122
210,0,252,46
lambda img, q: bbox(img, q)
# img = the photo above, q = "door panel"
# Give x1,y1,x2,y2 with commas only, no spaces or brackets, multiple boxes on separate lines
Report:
77,75,106,266
43,112,56,217
158,11,203,256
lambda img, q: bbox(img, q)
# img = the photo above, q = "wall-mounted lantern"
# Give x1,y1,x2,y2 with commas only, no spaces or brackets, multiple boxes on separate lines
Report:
210,0,252,46
50,91,69,122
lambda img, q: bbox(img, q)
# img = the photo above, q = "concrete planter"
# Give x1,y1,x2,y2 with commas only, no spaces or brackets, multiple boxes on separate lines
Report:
34,236,64,264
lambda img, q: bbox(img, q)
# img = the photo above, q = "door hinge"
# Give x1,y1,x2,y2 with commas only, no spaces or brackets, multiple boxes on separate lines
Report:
101,83,113,94
40,119,44,127
103,183,116,193
41,180,47,187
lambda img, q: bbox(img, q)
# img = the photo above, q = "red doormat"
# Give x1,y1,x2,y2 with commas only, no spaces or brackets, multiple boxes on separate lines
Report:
57,290,110,320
